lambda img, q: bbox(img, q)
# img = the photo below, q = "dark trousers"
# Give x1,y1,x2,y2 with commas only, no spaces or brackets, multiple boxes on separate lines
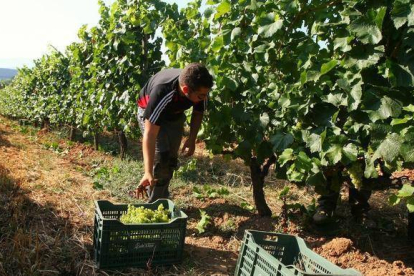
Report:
317,174,371,212
318,188,372,210
137,108,185,202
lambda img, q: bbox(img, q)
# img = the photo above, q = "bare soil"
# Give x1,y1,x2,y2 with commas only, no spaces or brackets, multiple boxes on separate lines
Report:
0,116,413,276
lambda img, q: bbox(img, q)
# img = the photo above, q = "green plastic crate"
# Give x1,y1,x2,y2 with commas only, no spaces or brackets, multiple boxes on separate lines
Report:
235,230,362,276
93,199,187,269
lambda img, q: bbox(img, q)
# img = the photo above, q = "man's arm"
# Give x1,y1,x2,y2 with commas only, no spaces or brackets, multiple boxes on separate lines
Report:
182,110,204,156
140,119,160,186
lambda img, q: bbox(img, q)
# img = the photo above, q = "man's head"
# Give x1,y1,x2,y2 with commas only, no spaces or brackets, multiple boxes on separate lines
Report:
179,63,213,103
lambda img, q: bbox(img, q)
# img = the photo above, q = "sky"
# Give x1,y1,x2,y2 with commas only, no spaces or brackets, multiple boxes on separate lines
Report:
0,0,194,69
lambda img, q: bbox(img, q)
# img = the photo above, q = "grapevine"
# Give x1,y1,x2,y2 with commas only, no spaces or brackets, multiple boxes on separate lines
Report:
163,0,414,215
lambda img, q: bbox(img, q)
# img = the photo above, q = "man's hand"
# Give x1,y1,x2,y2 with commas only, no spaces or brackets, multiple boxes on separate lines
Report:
130,172,156,199
139,172,156,187
181,138,196,157
184,111,203,157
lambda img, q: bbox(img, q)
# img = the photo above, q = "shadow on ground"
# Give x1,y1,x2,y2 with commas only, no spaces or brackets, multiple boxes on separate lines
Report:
0,164,96,275
0,129,13,147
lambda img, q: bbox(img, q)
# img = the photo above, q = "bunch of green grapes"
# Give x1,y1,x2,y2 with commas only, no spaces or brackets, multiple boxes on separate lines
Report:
347,162,364,190
120,204,170,224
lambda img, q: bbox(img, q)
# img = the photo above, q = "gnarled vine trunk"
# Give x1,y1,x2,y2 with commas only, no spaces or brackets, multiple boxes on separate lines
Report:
42,118,50,131
118,130,128,159
249,156,276,217
94,132,99,151
69,125,76,141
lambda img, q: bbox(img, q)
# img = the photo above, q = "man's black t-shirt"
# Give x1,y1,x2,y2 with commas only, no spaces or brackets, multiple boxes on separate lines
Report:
137,68,206,126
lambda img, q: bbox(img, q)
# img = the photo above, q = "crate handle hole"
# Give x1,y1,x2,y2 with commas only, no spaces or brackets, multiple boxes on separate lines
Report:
263,235,278,242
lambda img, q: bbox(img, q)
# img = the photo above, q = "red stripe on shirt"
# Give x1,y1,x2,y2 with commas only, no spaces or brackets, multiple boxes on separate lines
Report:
137,95,150,108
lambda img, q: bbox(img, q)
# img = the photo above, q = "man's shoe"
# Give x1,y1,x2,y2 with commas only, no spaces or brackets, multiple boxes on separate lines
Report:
313,208,334,225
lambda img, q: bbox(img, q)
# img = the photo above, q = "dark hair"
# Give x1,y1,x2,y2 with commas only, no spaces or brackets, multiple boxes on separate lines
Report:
179,63,214,92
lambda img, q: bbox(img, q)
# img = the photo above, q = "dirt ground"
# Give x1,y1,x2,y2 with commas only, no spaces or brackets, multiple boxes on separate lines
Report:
0,116,413,276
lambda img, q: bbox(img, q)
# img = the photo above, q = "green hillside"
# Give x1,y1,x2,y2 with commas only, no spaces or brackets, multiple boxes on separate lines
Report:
0,68,17,80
